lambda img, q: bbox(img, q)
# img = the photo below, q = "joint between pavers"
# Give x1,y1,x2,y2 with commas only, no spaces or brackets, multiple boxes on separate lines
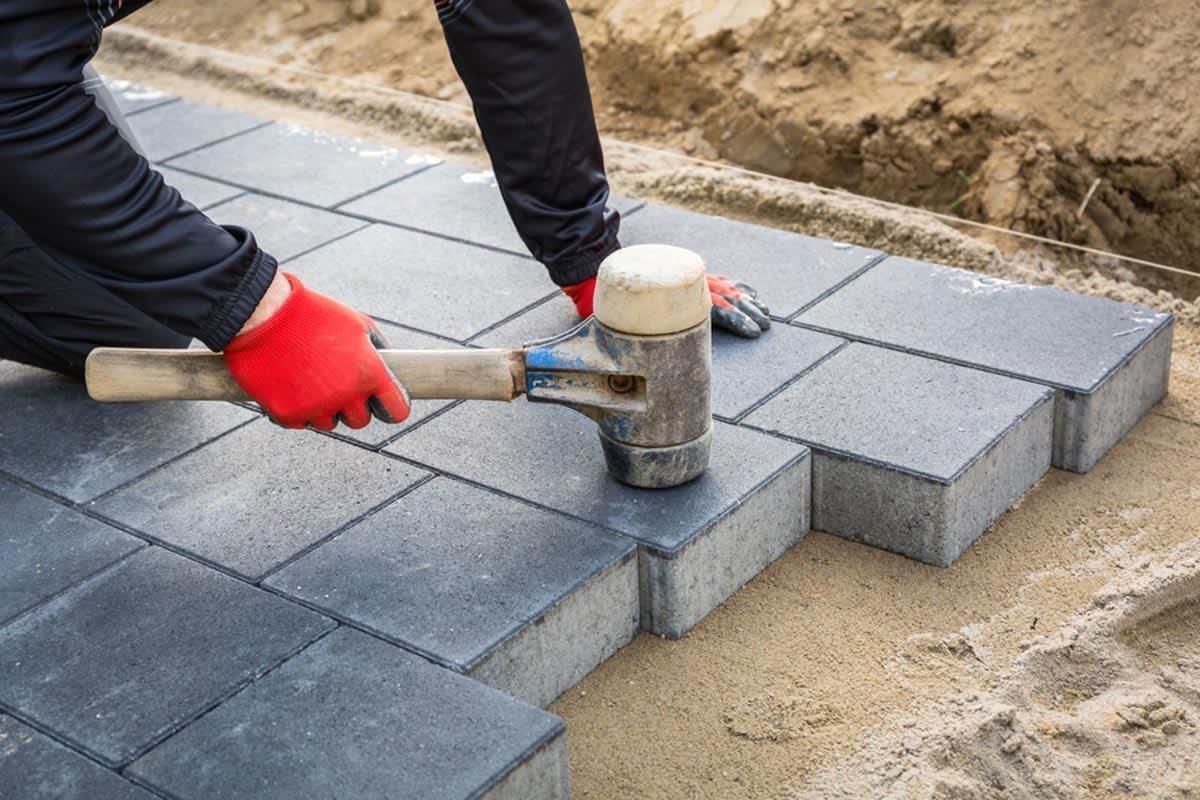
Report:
327,159,443,211
0,699,129,785
463,290,568,345
197,188,249,212
83,414,262,506
276,220,373,266
730,339,852,425
784,250,890,322
114,623,340,772
254,472,437,585
123,96,182,118
0,544,146,632
158,119,276,166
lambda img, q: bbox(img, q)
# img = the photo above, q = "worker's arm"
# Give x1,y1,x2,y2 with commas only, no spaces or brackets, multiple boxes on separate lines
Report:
436,0,770,337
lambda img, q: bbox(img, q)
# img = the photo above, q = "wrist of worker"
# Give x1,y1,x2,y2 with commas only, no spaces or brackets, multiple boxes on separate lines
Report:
234,270,293,337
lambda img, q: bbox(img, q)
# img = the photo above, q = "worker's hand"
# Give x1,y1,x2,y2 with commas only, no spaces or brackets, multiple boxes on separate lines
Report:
222,273,410,431
562,272,771,338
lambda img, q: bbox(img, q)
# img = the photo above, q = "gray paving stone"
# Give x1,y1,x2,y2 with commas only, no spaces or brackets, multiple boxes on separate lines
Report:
0,361,257,503
286,224,556,341
387,400,810,638
744,344,1054,566
0,547,332,767
128,627,569,800
0,715,157,800
267,477,638,707
792,260,1176,472
102,78,176,116
343,160,643,255
128,100,267,163
92,420,429,581
169,123,430,207
473,294,847,420
0,480,142,625
619,204,883,319
795,257,1175,472
205,194,364,262
156,166,243,210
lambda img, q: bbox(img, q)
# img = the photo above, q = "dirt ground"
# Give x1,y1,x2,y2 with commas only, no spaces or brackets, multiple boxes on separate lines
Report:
127,0,1200,279
96,7,1200,798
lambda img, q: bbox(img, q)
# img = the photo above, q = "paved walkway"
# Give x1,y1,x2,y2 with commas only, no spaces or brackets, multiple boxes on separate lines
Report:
0,80,1173,799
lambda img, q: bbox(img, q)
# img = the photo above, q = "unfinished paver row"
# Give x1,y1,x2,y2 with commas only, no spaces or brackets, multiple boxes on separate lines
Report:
795,256,1174,472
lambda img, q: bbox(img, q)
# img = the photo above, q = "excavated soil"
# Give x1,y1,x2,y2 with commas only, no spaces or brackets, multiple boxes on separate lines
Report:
127,0,1200,284
94,7,1200,797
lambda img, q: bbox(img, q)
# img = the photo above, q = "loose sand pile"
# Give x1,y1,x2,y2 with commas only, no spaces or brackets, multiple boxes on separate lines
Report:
95,14,1200,797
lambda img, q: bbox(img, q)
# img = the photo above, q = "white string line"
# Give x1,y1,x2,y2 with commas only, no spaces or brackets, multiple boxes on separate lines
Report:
115,25,1200,282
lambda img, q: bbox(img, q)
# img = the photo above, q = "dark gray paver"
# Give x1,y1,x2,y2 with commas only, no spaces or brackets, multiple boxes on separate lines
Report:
745,344,1054,566
795,257,1174,472
388,400,810,638
267,477,638,707
0,715,157,800
128,627,569,800
0,480,142,625
286,224,556,341
169,123,429,207
343,160,642,255
128,100,266,163
103,79,176,116
0,361,256,503
473,294,847,420
156,166,243,210
0,547,332,767
619,204,883,319
205,194,364,262
93,420,429,581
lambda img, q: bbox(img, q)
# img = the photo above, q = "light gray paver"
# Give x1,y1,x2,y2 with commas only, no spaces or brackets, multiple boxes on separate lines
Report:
267,477,639,707
128,100,267,163
0,480,142,625
473,293,847,420
156,166,243,210
168,123,430,207
619,204,883,318
388,400,810,638
103,79,176,116
127,627,569,800
343,159,643,255
205,194,365,262
0,361,257,503
0,548,333,767
795,257,1174,472
92,420,429,581
286,223,556,341
0,715,157,800
745,344,1054,566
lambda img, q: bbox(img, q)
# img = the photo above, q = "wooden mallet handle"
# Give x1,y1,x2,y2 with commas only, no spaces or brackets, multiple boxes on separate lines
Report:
85,347,526,403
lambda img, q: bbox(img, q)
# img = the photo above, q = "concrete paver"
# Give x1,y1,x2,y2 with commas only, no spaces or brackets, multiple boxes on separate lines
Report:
156,166,243,210
473,293,847,419
619,204,884,319
0,715,157,800
168,123,429,207
387,400,810,638
0,548,332,767
795,256,1174,471
0,361,257,503
205,194,365,262
0,480,142,625
745,343,1054,566
127,100,267,163
343,159,643,255
286,223,556,341
127,627,569,800
92,420,429,581
267,477,639,707
103,79,176,116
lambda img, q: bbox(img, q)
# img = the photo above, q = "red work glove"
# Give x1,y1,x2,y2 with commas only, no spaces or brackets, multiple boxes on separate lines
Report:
562,272,771,338
223,273,411,431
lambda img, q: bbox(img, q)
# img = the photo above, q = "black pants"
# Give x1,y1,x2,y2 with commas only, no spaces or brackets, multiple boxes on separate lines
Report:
0,0,618,378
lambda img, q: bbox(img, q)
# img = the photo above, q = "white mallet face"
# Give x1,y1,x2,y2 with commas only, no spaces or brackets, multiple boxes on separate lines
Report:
593,244,709,336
